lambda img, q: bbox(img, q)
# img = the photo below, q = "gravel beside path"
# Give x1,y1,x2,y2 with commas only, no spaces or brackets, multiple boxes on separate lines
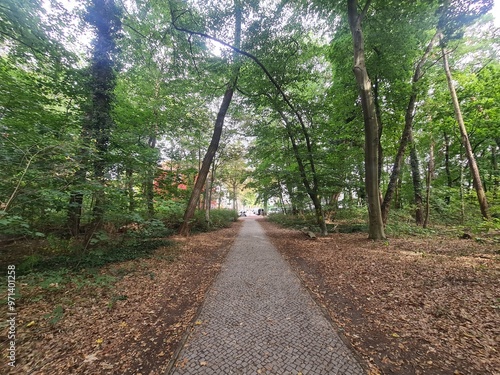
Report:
169,218,365,375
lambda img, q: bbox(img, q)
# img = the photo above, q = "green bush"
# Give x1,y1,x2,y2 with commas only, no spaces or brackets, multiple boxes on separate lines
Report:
17,238,174,276
0,211,45,238
267,213,316,229
191,209,238,232
156,200,186,229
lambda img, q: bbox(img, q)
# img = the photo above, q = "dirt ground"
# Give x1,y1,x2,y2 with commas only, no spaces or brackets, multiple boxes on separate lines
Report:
261,220,499,375
1,218,499,375
0,222,241,375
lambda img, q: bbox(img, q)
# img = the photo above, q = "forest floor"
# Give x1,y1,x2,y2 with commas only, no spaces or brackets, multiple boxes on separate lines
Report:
0,222,242,375
261,220,499,375
1,218,499,375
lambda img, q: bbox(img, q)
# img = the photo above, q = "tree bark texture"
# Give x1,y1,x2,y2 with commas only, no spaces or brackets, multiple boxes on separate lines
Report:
348,0,386,240
441,38,490,220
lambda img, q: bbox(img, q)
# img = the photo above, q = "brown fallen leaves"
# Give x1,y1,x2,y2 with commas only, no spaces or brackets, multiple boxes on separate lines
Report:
0,222,241,375
262,220,499,375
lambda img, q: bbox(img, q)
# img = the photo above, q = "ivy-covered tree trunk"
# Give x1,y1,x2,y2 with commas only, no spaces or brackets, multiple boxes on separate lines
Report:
441,38,490,220
68,0,121,235
347,0,386,240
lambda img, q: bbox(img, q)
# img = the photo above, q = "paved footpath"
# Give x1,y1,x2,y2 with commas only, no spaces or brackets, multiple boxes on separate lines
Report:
169,218,365,375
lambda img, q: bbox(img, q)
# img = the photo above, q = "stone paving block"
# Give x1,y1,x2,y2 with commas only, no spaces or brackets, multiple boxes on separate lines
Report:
168,219,365,375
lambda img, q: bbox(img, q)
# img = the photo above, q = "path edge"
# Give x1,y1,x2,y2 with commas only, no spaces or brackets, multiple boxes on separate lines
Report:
164,220,244,374
257,219,370,375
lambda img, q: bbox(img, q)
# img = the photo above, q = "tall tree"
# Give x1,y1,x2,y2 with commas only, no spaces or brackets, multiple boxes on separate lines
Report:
437,0,493,220
347,0,386,240
68,0,122,235
380,32,440,223
176,0,242,236
440,38,490,220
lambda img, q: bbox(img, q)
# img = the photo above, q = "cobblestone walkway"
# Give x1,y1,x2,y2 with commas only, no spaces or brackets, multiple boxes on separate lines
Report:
169,218,365,375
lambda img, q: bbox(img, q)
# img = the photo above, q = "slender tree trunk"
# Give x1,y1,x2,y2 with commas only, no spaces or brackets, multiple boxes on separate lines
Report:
179,83,237,235
395,177,402,209
217,183,223,209
68,168,86,236
492,143,498,199
460,153,466,224
373,75,383,187
381,32,439,223
423,141,434,228
178,0,241,236
126,167,134,212
409,132,424,225
205,161,216,223
441,38,490,220
232,181,237,211
348,0,386,240
145,134,156,219
204,171,211,224
443,131,453,204
277,108,327,235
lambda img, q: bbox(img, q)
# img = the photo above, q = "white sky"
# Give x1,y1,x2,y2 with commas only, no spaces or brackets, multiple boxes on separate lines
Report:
493,0,500,25
54,0,500,55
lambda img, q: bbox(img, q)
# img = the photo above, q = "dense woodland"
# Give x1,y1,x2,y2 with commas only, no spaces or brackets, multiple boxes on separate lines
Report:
1,0,499,246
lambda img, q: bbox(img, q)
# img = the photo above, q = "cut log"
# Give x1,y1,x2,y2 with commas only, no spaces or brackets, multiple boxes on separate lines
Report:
300,228,317,239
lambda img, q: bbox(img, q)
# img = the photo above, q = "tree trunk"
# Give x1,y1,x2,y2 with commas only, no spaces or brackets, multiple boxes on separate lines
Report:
423,141,434,228
492,143,498,199
204,171,211,224
126,166,135,212
348,0,386,240
178,0,241,236
232,181,237,211
179,83,237,235
380,90,416,223
443,131,452,204
145,134,156,218
87,0,121,230
381,32,439,224
68,192,84,236
277,108,327,235
373,75,383,187
460,154,466,224
409,132,423,225
441,38,490,220
395,177,402,209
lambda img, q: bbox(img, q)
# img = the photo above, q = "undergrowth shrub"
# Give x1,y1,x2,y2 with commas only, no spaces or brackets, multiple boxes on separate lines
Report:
191,209,238,232
17,238,174,276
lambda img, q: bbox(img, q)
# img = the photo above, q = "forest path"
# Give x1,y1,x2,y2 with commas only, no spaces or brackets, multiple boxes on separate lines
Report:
169,217,365,375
